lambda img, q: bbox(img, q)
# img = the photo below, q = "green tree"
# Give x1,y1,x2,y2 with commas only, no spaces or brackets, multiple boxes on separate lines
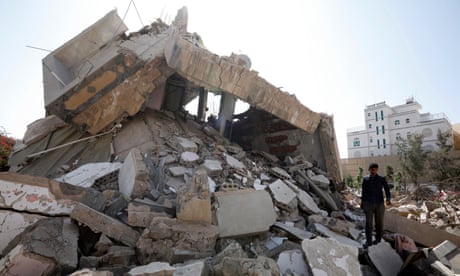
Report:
427,130,460,190
356,167,363,186
385,165,394,183
396,133,426,200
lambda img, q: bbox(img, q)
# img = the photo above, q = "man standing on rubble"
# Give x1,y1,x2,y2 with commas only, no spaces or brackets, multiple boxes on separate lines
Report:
361,162,391,248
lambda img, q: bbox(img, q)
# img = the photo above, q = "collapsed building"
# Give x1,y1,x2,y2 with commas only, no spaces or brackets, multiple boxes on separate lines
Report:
2,7,459,276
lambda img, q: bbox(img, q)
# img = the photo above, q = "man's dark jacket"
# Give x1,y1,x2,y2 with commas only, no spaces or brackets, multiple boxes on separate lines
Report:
361,174,391,203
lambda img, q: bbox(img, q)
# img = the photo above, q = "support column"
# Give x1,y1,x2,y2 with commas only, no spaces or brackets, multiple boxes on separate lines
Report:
197,87,208,122
218,92,236,136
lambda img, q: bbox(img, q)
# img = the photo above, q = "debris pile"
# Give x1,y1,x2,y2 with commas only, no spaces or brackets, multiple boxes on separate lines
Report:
2,6,460,276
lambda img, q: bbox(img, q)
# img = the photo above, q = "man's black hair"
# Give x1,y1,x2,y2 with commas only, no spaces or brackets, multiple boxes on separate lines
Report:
368,163,379,169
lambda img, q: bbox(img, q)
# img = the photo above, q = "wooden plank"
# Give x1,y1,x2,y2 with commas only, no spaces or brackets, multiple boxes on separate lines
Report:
384,211,460,247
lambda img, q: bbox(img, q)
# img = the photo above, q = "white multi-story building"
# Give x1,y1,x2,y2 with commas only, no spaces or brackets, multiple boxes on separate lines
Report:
347,98,452,158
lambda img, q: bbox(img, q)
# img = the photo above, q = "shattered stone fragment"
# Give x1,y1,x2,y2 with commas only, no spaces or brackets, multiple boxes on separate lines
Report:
137,217,218,264
269,179,297,210
310,174,330,189
203,159,223,176
126,261,176,276
118,148,150,198
223,153,245,170
175,137,198,152
277,249,309,276
69,269,114,276
127,202,171,227
168,166,187,177
23,115,68,145
368,241,403,276
308,214,356,236
311,223,361,248
0,218,79,274
217,256,280,276
180,151,200,165
302,237,361,276
269,167,291,180
176,168,212,223
297,189,321,214
215,190,277,237
71,202,140,247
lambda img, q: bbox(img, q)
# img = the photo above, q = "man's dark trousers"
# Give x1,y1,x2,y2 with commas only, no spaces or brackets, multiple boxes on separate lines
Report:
363,201,385,245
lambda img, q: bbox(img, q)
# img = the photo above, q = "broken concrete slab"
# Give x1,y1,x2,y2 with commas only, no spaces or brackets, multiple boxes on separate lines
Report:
216,256,280,276
126,262,175,276
1,218,79,274
137,217,218,264
297,171,338,211
270,167,291,180
268,179,297,210
118,148,150,198
203,159,223,176
0,244,56,276
127,202,171,227
277,249,309,276
223,153,245,169
297,189,321,214
215,190,277,237
308,214,356,236
175,137,198,152
272,222,314,240
302,237,361,276
310,174,330,189
55,162,122,188
71,202,139,247
69,269,114,276
176,168,212,224
213,241,248,272
0,172,79,215
23,115,68,145
368,241,403,276
174,260,208,276
312,223,362,248
180,151,200,165
384,211,460,247
432,240,460,274
168,166,187,177
0,210,46,255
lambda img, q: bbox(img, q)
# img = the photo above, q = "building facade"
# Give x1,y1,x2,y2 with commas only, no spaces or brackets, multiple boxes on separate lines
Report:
347,98,452,158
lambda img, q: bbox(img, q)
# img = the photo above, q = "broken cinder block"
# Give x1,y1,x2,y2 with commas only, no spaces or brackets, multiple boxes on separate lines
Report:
118,148,150,198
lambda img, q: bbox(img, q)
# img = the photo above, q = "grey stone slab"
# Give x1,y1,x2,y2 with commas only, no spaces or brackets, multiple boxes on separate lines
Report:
302,237,362,276
277,249,309,276
368,241,403,276
203,159,223,175
273,222,314,240
297,189,321,214
215,190,277,237
313,223,362,248
168,166,187,177
223,153,246,169
269,179,296,206
176,137,198,152
270,167,291,180
126,262,175,276
56,162,122,188
180,151,199,164
118,148,150,199
310,174,330,189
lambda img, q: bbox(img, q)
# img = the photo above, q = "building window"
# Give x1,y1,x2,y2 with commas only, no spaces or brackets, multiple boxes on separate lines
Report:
383,138,386,148
368,112,371,117
382,125,385,134
407,132,411,139
368,124,372,129
353,138,360,147
376,126,379,135
370,152,374,157
395,120,400,126
369,136,373,143
406,118,410,124
396,133,401,140
375,112,378,121
377,139,380,149
381,110,384,120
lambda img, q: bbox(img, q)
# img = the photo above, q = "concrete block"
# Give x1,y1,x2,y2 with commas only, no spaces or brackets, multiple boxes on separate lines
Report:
69,269,114,276
55,162,122,188
203,159,223,176
0,210,46,255
215,190,277,237
223,153,245,169
127,202,170,227
174,260,208,276
168,166,187,177
277,249,309,276
119,148,150,198
137,217,218,264
308,214,356,236
269,179,296,208
273,222,314,240
302,237,361,276
71,202,139,247
312,223,361,248
127,262,176,276
175,137,198,152
368,241,403,276
1,218,79,273
180,151,200,165
177,168,212,223
270,167,291,180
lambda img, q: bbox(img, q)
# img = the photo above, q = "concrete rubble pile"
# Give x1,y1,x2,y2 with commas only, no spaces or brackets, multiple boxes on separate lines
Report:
2,6,459,276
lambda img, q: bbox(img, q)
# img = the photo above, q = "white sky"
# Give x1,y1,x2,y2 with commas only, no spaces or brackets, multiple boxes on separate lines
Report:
1,0,459,159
